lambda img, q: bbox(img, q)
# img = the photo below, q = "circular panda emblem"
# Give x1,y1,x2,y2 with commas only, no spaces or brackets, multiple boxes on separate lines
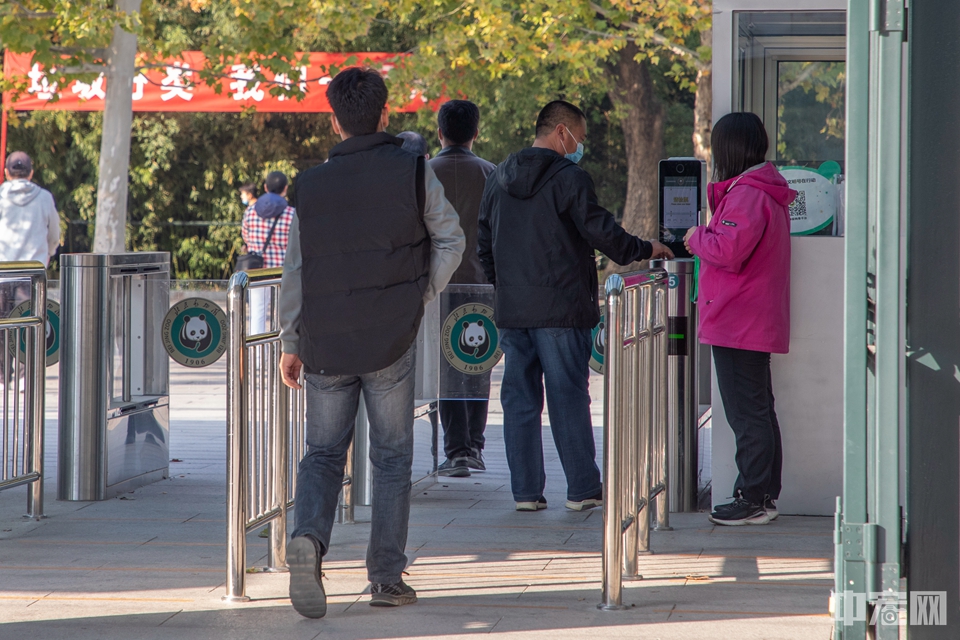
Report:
162,297,227,367
589,313,605,374
7,299,60,367
441,303,503,375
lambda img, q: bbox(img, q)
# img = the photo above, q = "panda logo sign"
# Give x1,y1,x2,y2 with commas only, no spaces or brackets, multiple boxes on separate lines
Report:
7,299,61,367
589,314,605,374
441,303,503,374
162,297,227,367
180,314,213,352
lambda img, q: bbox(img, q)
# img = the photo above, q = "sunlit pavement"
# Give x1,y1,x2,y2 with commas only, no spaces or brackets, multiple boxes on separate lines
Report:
0,362,834,639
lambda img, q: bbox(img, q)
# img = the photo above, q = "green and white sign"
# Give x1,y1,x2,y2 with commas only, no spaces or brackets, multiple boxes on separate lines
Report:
589,313,605,374
441,303,503,375
779,168,839,236
162,297,227,368
7,299,60,367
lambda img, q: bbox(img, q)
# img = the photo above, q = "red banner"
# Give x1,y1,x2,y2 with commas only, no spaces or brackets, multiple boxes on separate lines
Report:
3,51,425,113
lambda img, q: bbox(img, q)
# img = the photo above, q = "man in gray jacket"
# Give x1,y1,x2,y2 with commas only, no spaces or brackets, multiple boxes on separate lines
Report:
278,68,464,618
429,100,497,477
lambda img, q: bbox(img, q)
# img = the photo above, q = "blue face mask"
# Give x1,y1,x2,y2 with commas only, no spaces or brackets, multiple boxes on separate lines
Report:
241,195,250,205
561,128,584,164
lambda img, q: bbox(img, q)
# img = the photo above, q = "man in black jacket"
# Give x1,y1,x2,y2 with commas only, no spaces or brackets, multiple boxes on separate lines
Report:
430,100,497,478
477,100,672,512
278,68,465,617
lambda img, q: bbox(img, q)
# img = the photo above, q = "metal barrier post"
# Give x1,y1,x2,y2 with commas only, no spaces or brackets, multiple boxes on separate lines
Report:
266,368,289,573
339,441,356,524
0,262,46,520
635,282,653,556
652,284,672,531
621,285,641,579
26,268,46,519
224,271,250,602
599,274,625,610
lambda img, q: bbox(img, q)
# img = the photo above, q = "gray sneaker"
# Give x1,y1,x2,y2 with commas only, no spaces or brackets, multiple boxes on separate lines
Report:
463,450,485,471
287,536,326,619
370,580,418,607
438,457,471,477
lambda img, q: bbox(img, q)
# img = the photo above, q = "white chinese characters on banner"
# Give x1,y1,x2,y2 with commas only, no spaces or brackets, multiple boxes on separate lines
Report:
229,65,264,102
132,73,149,100
275,66,308,101
161,62,194,102
71,74,106,101
27,64,58,100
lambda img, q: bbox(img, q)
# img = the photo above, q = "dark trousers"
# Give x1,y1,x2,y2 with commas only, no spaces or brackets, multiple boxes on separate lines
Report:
712,345,783,505
439,399,488,459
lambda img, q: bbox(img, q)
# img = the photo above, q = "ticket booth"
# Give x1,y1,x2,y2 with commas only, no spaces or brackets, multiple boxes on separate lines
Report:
712,2,847,515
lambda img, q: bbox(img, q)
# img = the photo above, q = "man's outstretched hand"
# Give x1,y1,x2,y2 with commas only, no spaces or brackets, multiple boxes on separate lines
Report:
280,352,303,390
649,241,675,260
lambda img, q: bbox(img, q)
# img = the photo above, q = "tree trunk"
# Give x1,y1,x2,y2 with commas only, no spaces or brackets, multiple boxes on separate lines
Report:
606,43,664,274
92,0,141,254
692,28,713,175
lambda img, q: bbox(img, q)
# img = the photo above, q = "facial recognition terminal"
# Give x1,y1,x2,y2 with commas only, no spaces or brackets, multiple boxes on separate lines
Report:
659,158,706,259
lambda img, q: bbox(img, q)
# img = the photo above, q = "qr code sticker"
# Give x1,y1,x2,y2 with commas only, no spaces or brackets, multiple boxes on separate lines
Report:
789,190,807,222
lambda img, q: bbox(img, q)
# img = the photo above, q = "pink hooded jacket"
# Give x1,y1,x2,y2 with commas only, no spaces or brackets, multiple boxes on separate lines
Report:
687,162,796,354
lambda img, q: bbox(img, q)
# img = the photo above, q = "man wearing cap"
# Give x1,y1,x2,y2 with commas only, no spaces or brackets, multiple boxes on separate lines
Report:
0,152,60,268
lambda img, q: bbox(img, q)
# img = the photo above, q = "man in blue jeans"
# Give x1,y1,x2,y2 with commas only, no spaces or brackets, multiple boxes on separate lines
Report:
477,101,673,512
278,67,464,618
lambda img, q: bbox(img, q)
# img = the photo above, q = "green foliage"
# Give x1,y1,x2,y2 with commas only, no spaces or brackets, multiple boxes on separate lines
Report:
776,61,846,165
9,109,340,278
3,0,700,278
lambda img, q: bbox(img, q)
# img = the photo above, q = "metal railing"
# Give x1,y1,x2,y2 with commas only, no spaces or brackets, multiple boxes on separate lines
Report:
599,269,669,610
224,268,305,602
0,261,47,519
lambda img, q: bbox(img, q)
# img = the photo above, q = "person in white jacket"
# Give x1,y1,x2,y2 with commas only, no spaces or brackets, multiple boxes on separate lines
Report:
0,151,60,267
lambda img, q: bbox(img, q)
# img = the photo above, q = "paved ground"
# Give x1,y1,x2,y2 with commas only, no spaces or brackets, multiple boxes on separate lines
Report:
0,362,835,639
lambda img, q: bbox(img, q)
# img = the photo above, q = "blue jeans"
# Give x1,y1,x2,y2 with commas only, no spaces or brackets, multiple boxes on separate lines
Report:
500,328,602,502
291,343,415,585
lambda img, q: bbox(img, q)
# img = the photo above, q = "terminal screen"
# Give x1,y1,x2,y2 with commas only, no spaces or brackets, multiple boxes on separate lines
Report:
663,176,699,231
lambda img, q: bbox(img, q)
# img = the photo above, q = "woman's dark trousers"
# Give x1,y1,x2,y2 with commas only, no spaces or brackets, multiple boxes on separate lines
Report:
712,345,783,505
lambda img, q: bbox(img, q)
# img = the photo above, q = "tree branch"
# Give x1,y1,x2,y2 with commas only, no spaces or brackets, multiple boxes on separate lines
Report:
587,1,707,70
8,1,57,19
50,47,108,60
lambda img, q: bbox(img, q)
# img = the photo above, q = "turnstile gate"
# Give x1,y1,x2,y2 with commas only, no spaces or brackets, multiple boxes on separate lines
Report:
58,253,171,501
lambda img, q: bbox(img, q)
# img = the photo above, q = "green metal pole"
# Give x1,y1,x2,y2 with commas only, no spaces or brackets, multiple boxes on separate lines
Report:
872,3,905,638
839,0,871,637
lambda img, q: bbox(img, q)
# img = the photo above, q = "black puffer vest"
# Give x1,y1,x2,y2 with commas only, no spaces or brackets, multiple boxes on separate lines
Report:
295,132,428,375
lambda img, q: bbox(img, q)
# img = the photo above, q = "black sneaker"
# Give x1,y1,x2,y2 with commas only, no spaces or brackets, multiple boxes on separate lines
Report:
708,495,770,526
764,498,779,520
370,580,418,607
287,536,326,618
463,450,485,471
516,497,548,511
437,457,471,477
566,488,603,511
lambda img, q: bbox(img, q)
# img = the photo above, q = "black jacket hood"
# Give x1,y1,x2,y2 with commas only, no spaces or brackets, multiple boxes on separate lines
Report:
495,147,574,200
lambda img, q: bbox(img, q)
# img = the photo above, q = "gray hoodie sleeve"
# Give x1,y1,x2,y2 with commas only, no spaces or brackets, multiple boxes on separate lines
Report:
422,162,465,302
278,216,302,355
44,190,60,260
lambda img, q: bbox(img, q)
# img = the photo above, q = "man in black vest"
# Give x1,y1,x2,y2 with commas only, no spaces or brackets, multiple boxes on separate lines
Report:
278,68,465,618
478,100,673,513
429,100,497,477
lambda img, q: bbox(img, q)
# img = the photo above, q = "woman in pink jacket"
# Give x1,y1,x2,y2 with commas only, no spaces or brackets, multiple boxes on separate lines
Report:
684,113,796,526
